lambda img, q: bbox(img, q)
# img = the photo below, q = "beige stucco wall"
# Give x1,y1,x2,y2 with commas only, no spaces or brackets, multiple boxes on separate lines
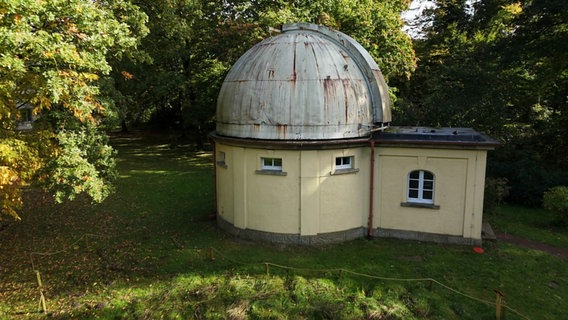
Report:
215,142,369,236
375,147,487,241
215,141,488,243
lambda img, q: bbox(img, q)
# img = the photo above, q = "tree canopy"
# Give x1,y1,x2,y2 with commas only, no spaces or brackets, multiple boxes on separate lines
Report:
3,0,565,218
1,0,415,220
0,0,148,219
396,0,568,205
112,0,415,139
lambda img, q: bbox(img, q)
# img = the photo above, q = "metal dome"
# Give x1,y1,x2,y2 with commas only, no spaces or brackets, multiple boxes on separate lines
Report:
216,23,391,140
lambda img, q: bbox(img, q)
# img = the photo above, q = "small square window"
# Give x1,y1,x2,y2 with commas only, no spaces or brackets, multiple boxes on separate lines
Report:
331,155,358,175
256,157,287,176
335,156,353,170
261,157,283,171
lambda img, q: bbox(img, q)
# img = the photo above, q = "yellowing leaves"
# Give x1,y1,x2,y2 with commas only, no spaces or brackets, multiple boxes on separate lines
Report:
121,70,134,80
503,3,523,16
0,0,146,220
0,166,23,220
0,166,20,185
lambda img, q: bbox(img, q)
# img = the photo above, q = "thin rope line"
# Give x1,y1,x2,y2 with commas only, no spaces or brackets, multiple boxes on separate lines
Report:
27,237,531,320
264,263,530,319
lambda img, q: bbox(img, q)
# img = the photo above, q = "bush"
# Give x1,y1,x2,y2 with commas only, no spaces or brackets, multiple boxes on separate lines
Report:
543,186,568,226
484,177,510,214
487,155,568,207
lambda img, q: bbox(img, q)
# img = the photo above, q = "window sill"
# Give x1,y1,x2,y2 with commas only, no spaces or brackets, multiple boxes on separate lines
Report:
216,161,228,169
255,170,287,176
400,202,440,210
331,168,359,175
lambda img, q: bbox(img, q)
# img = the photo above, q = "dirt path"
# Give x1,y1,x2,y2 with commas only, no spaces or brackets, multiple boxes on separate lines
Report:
496,232,568,259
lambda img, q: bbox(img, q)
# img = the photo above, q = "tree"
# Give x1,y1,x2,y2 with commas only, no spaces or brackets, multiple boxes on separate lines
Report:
108,0,199,134
110,0,415,145
395,0,568,206
0,0,148,219
503,0,568,169
255,0,416,80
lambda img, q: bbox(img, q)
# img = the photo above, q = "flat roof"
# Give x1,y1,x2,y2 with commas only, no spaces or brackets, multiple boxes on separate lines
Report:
374,127,500,149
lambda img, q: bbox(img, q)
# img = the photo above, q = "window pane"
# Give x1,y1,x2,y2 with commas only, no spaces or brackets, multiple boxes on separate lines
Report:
335,156,353,169
409,180,419,188
408,170,436,203
261,157,282,170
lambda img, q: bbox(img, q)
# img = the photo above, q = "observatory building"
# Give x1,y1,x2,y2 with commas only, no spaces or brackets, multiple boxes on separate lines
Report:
210,23,498,245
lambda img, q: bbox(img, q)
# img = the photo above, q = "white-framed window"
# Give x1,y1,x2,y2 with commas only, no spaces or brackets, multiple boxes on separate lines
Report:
335,156,353,170
256,157,286,176
331,155,358,175
261,157,282,171
407,170,434,204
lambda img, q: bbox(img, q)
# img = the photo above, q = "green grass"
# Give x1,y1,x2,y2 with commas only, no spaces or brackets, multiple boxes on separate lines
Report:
1,132,566,319
490,205,568,248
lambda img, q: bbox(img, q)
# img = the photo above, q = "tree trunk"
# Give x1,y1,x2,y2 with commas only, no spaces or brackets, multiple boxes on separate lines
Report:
121,119,129,133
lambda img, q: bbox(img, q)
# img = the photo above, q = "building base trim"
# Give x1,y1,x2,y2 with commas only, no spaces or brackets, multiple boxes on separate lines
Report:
217,215,364,245
373,228,482,246
217,215,482,246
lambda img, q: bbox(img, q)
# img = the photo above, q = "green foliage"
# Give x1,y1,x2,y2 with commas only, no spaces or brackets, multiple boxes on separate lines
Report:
258,0,416,79
483,177,510,214
396,0,568,207
0,0,148,219
39,126,117,203
112,0,416,137
543,186,568,226
488,152,568,207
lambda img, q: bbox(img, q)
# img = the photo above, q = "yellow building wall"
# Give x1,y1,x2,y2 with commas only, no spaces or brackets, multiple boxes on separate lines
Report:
244,149,300,233
215,142,488,242
375,147,487,240
317,148,370,233
214,142,369,236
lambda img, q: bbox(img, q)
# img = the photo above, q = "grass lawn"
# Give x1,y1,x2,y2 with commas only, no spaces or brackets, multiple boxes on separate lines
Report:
0,132,566,319
490,205,568,249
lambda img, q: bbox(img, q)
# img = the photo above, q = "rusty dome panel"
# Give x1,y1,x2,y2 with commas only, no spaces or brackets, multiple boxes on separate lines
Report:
216,23,390,140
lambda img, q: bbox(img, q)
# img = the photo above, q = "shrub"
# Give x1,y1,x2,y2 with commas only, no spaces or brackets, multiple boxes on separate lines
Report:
543,186,568,226
484,177,510,214
487,155,568,207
